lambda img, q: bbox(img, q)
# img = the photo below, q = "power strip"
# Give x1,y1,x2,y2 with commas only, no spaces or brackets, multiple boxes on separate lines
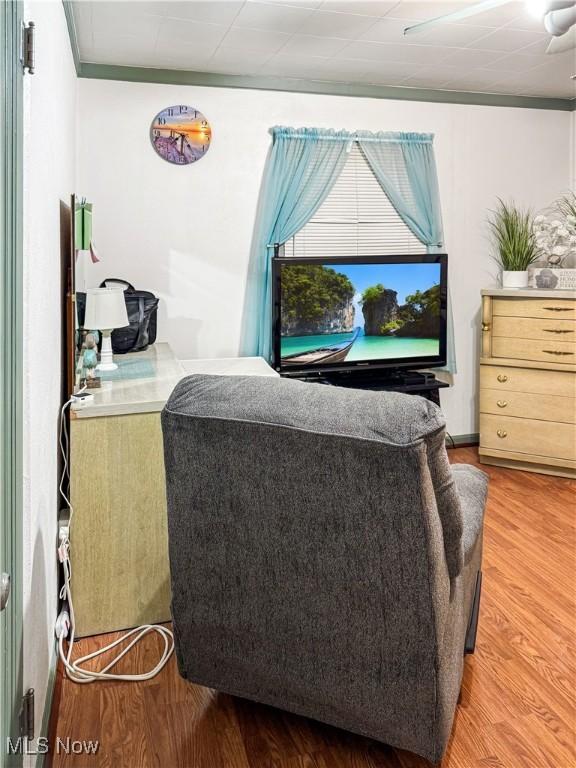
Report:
70,392,94,411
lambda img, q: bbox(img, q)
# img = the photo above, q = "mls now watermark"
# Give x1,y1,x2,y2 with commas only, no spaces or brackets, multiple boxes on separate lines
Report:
7,736,100,756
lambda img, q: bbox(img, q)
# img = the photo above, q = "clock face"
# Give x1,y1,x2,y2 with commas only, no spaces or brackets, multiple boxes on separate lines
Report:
150,105,212,165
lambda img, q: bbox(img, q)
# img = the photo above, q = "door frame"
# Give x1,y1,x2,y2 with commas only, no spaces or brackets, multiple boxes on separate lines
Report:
0,1,24,766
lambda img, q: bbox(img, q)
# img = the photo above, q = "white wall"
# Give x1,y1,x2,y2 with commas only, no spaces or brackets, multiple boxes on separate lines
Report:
23,0,77,750
77,79,571,436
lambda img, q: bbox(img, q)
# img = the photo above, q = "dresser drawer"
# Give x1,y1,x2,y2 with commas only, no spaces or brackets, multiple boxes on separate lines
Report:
492,315,575,341
480,365,576,397
480,388,576,424
480,413,576,461
492,337,576,364
493,297,576,320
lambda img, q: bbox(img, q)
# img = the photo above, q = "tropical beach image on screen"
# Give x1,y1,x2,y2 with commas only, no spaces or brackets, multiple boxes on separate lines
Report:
150,105,212,165
280,262,441,366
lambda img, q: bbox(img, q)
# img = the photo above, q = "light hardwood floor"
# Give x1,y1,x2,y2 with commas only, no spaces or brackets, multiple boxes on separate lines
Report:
48,448,576,768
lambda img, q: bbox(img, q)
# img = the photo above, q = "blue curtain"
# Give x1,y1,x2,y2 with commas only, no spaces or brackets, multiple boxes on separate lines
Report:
242,127,350,359
245,127,455,373
358,132,455,373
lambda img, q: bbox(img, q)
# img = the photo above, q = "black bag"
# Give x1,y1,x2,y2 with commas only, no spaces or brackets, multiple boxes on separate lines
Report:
77,279,159,354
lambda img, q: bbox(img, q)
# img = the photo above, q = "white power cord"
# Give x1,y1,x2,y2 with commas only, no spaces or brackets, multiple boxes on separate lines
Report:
56,395,174,683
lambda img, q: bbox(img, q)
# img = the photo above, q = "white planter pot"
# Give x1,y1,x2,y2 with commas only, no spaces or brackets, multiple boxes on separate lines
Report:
501,270,529,289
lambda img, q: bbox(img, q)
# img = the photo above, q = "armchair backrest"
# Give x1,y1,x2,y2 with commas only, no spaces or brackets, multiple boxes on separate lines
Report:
162,374,464,760
163,373,464,580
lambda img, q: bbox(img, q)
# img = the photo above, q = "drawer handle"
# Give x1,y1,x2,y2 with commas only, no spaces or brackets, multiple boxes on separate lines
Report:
543,328,574,334
543,307,573,312
542,349,574,356
497,400,507,408
497,430,507,438
497,374,508,382
482,322,490,332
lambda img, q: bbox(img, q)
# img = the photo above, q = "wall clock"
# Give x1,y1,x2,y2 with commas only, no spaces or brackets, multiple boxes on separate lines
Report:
150,105,212,165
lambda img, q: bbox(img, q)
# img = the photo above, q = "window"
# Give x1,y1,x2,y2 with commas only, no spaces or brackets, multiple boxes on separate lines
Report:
284,143,425,258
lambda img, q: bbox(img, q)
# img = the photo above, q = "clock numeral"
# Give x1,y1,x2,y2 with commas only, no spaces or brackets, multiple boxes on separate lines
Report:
158,117,166,125
167,108,174,116
179,105,187,113
154,129,160,137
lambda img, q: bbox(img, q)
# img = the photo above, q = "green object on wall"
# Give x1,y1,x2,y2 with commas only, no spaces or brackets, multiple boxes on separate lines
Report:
75,202,93,251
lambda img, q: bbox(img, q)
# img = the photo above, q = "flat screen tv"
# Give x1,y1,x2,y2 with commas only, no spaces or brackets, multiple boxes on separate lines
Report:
272,254,448,376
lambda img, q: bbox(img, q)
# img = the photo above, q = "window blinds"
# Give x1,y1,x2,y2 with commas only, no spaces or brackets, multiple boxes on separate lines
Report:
284,143,425,258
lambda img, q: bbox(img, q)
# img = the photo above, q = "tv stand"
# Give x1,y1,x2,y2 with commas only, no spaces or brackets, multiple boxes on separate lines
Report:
296,369,449,405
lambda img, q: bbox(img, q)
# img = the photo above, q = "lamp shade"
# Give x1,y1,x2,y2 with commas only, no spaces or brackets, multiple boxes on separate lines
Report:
84,287,128,330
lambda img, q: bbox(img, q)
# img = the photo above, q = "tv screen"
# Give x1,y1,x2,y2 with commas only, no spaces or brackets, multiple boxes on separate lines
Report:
272,255,447,375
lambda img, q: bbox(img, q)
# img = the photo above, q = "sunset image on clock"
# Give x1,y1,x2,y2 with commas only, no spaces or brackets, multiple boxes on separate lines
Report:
150,105,212,165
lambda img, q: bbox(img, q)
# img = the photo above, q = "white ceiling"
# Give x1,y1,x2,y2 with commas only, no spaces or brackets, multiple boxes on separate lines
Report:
71,0,576,99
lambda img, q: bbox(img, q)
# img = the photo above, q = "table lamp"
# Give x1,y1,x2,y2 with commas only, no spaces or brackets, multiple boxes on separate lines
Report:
84,287,129,371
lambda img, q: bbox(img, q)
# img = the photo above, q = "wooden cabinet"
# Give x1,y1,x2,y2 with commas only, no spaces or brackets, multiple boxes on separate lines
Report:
479,289,576,479
70,412,172,637
68,344,183,637
69,344,279,637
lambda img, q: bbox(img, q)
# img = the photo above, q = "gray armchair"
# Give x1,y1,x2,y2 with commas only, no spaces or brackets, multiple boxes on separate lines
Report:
162,375,487,764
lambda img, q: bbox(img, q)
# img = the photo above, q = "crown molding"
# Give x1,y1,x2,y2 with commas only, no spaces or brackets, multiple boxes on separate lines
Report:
77,63,575,111
62,0,81,76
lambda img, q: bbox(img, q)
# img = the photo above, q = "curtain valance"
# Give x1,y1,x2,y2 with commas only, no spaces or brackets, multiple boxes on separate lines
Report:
270,126,434,144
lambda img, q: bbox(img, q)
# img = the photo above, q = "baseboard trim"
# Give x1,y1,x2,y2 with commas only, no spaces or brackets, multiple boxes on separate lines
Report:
447,433,479,448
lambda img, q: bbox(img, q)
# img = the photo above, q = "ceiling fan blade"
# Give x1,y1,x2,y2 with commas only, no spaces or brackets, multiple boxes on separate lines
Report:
546,24,576,51
544,5,576,33
404,0,512,36
544,1,575,11
526,1,574,15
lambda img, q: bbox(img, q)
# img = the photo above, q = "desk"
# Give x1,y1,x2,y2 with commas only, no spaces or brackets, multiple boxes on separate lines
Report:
70,344,277,636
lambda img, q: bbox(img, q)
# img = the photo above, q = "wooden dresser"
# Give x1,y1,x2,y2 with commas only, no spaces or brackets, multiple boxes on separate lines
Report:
479,288,576,479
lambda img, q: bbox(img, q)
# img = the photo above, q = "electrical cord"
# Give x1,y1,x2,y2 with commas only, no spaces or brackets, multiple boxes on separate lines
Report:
57,396,174,683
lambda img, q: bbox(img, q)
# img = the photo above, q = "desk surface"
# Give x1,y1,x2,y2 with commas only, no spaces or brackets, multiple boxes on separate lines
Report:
181,356,279,377
73,344,277,419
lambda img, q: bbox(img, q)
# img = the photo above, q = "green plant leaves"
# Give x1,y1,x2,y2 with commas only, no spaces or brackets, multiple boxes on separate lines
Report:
488,198,539,272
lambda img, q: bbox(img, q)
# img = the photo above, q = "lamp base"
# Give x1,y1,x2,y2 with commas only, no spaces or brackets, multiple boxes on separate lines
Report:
96,330,118,371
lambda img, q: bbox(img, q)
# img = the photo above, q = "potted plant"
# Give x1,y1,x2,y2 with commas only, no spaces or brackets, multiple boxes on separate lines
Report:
488,199,539,289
